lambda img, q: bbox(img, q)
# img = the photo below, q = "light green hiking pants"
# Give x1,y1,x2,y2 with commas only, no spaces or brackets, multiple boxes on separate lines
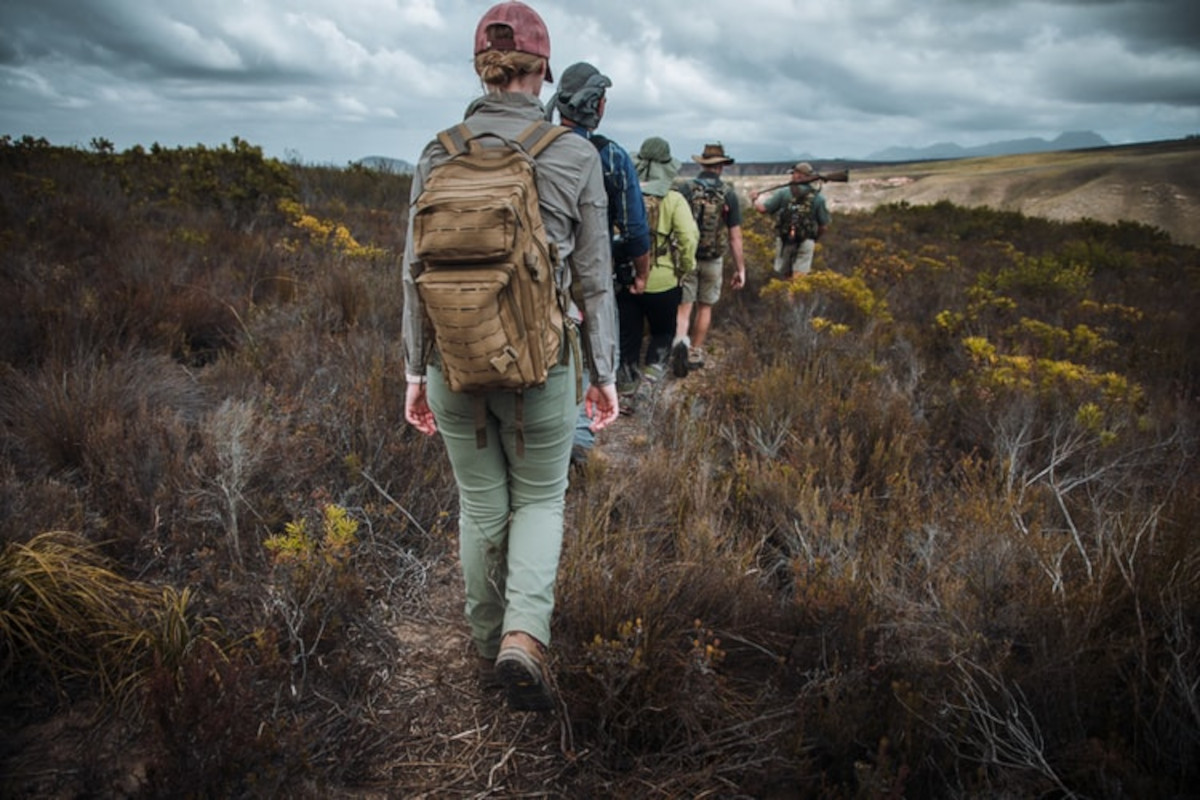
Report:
427,352,577,658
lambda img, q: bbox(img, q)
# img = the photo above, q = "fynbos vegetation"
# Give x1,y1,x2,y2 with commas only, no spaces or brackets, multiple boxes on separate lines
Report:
2,135,1198,798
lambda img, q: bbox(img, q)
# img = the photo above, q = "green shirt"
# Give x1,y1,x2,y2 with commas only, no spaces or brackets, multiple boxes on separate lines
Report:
643,189,700,294
761,184,832,229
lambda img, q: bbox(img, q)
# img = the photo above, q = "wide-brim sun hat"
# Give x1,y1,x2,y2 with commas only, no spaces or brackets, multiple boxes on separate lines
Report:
692,142,735,165
636,136,681,196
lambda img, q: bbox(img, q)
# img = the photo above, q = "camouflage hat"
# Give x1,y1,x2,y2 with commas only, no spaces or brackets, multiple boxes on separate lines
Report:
549,61,611,127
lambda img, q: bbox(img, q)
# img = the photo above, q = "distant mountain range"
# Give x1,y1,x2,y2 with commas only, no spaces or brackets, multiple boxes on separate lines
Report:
359,131,1111,175
865,131,1110,162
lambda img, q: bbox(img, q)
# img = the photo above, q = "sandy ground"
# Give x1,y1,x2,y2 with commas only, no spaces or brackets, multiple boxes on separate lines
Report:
734,139,1200,247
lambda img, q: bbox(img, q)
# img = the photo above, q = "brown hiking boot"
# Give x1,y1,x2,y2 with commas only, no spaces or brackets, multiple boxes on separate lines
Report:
495,631,555,712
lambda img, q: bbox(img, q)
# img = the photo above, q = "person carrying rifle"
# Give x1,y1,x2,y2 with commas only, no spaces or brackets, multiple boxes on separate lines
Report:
750,161,833,276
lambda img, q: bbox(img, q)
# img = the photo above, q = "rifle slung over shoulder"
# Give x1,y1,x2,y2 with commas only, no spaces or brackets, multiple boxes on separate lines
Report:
755,169,850,196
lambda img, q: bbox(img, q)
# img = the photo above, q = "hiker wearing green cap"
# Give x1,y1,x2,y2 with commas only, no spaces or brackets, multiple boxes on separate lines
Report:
620,136,699,412
546,62,651,293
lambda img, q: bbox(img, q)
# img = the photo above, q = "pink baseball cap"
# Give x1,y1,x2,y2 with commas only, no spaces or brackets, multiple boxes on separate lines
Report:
474,1,554,83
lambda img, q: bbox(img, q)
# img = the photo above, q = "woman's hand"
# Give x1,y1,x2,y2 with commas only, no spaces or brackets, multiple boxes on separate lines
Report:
585,381,619,432
405,381,438,436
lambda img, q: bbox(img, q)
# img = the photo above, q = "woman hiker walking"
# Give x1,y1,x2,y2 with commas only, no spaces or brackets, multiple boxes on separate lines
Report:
402,0,619,711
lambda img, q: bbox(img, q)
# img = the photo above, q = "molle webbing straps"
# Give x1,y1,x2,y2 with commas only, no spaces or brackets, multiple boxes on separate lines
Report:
413,118,571,455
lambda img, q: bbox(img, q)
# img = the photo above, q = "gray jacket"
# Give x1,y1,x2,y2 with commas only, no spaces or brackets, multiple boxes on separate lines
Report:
402,91,617,387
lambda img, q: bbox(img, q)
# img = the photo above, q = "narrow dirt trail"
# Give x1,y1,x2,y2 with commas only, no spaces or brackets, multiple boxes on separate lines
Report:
369,355,705,797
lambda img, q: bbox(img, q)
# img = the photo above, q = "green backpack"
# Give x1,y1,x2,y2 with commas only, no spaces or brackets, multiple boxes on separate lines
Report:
777,186,820,244
643,191,684,277
687,178,728,260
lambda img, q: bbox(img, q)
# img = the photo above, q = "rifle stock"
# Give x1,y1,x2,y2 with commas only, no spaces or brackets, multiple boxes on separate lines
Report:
812,169,849,184
754,169,850,196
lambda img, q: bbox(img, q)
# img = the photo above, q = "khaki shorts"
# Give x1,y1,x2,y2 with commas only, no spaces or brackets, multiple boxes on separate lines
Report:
680,256,724,305
773,238,816,276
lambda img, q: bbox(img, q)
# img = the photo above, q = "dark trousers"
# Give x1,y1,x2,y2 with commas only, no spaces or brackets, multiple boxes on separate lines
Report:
617,285,682,370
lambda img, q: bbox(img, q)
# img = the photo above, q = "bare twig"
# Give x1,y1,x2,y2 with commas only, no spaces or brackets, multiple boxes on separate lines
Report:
361,468,431,538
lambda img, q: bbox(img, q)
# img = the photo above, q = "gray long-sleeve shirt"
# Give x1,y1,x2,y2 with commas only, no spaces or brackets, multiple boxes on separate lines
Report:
401,91,617,387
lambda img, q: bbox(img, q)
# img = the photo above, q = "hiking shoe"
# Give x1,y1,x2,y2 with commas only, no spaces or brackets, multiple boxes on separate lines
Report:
687,347,706,370
626,364,663,416
495,632,555,712
670,337,691,378
616,364,640,395
642,362,665,383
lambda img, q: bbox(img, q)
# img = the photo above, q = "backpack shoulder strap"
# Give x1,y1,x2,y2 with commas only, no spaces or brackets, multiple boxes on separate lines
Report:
436,121,567,159
435,123,473,158
514,120,570,159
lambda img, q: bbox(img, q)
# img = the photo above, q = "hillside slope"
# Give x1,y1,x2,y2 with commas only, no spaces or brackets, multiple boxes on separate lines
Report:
740,138,1200,246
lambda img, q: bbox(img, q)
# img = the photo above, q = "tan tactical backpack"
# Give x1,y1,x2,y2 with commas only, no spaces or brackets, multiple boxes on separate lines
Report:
412,120,570,395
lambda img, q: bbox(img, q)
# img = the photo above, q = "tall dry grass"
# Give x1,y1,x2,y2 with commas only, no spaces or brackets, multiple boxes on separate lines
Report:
2,135,1198,797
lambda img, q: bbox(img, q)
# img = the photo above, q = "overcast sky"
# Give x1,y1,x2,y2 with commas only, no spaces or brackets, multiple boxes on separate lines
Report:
3,0,1199,165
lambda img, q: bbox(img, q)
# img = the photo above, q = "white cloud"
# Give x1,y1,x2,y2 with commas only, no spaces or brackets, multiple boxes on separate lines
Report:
1,0,1197,163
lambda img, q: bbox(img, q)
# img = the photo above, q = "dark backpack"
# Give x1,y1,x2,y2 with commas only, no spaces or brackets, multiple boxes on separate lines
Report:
687,178,728,260
588,133,644,266
777,186,820,243
411,120,569,395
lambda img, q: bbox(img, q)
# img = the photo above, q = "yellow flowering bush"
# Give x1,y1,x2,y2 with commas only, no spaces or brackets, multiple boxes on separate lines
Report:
277,198,387,260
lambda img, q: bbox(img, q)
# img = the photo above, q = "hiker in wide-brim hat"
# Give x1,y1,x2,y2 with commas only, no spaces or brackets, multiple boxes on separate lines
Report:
672,139,746,377
635,135,682,198
692,142,735,166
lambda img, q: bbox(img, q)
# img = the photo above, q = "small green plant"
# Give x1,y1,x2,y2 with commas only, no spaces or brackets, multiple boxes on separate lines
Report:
263,503,363,696
265,502,359,571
